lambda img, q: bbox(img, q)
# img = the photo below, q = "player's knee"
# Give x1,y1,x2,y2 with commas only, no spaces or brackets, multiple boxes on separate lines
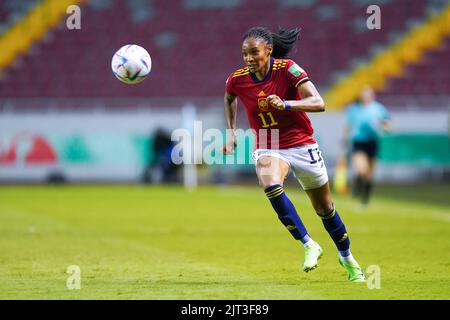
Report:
314,203,334,217
257,172,283,189
360,172,372,181
261,180,283,189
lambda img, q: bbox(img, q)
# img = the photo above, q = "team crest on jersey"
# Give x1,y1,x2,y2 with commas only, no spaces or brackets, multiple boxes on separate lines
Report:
288,63,304,77
257,90,268,111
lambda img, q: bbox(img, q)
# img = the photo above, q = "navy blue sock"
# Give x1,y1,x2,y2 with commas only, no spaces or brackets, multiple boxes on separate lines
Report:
321,208,351,256
265,184,311,244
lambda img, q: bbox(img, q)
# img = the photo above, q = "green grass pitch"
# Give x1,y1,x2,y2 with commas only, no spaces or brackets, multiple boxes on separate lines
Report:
0,183,449,299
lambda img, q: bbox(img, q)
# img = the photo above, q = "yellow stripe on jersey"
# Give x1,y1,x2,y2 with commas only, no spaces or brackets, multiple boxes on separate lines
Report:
233,67,249,73
232,67,249,77
232,72,249,78
233,71,249,76
295,77,310,87
272,61,288,71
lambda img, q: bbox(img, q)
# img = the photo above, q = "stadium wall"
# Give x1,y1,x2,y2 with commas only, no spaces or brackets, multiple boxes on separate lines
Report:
0,108,448,183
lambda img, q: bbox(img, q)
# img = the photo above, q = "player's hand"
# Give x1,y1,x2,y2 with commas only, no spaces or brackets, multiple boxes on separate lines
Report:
223,139,237,155
267,94,286,110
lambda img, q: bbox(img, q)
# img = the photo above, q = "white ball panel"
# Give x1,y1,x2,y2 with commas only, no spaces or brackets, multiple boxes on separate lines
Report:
111,44,152,84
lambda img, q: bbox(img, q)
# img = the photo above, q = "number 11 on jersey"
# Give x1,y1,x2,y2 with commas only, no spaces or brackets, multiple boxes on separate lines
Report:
258,112,278,128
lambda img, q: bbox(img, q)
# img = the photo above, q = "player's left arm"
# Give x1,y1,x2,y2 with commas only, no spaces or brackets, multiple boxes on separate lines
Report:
267,81,325,112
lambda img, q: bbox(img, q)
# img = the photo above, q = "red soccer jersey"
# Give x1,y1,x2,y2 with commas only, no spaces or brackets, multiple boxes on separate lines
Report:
226,57,316,149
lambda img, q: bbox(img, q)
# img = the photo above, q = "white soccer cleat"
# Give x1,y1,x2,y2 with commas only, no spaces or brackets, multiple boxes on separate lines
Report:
303,241,323,272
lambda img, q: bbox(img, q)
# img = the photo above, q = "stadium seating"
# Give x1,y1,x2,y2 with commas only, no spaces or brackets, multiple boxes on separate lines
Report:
0,0,41,34
0,0,448,106
381,36,450,96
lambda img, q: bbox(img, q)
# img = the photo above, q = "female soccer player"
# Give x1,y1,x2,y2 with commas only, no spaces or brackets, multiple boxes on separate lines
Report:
345,86,390,205
223,26,365,282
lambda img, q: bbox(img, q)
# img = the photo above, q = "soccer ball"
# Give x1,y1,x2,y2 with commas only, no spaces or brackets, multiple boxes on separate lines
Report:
111,44,152,84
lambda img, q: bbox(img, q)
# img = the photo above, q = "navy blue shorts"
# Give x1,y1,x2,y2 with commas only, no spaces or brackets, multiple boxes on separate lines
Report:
352,140,378,159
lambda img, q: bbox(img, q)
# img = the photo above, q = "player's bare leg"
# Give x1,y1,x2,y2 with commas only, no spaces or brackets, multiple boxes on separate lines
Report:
361,157,377,205
256,155,290,188
256,155,322,272
352,151,370,200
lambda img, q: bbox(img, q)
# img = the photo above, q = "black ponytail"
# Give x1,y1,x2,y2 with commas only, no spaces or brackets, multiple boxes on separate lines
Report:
243,26,300,59
272,28,300,58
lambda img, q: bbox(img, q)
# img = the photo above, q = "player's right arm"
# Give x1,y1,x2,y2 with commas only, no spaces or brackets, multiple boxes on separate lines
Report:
378,103,391,133
223,91,237,154
343,104,353,147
